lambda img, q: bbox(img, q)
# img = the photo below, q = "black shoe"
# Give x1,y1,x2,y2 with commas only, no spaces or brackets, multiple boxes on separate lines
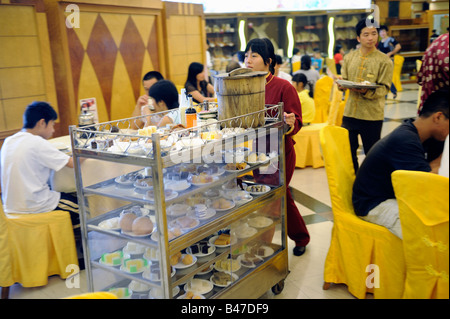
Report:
293,246,306,256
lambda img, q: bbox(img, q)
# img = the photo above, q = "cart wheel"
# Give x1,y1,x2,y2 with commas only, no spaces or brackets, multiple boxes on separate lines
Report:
271,280,285,295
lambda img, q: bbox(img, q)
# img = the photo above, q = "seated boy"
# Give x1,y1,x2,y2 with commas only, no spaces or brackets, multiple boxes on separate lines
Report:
1,102,79,228
352,89,449,239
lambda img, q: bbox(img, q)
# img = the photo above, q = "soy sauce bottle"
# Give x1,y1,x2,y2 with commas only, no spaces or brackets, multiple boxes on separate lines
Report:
185,94,197,128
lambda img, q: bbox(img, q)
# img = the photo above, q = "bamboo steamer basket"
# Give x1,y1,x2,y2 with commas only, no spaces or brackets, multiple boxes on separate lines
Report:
214,68,267,128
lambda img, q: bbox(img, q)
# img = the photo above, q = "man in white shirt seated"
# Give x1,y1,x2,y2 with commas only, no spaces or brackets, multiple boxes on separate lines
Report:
1,102,79,226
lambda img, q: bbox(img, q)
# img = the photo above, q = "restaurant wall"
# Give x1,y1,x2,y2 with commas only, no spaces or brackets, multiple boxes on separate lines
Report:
0,0,58,142
44,0,166,134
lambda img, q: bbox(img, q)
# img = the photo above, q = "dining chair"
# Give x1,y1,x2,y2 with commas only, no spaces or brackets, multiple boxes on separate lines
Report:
320,125,405,298
392,170,449,299
0,203,78,299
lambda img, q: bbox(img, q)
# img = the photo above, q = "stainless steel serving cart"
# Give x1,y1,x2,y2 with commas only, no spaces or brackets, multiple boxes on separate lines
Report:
70,103,288,299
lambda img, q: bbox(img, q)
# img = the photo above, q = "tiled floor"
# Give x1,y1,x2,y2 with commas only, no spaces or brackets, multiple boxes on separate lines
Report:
6,84,421,299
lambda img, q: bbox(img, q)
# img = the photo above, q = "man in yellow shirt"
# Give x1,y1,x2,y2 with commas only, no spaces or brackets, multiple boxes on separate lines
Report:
338,17,393,171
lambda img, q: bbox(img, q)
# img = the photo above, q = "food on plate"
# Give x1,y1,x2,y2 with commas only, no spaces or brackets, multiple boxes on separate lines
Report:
98,217,120,229
248,216,272,228
215,258,240,272
170,252,182,266
122,258,147,273
197,164,219,175
247,152,258,163
246,184,269,193
182,254,194,265
214,233,231,246
189,240,213,255
240,251,263,267
186,194,208,205
138,126,157,136
131,216,153,235
123,241,145,255
144,247,159,260
211,272,237,286
172,215,198,229
101,250,123,266
224,162,247,171
212,198,233,210
108,287,131,299
184,278,213,295
190,172,213,184
119,212,138,232
128,280,150,292
134,177,153,188
258,153,267,162
182,291,203,299
167,203,190,217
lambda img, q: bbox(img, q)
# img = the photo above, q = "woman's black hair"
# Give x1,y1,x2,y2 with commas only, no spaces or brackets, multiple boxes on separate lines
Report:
186,62,204,87
23,101,57,129
292,73,314,98
300,55,312,70
148,80,179,110
244,38,276,74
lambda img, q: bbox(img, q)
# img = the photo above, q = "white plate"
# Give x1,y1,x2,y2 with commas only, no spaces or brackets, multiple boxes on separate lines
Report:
197,264,214,275
247,216,273,228
114,176,135,186
133,178,154,190
187,208,216,220
213,258,241,273
120,263,147,274
210,198,235,211
166,180,191,192
166,203,192,218
169,216,200,231
336,79,382,89
255,245,275,258
172,254,197,269
237,254,264,268
98,217,120,230
149,286,180,299
144,190,178,202
121,227,155,237
223,163,249,173
177,293,205,299
183,279,213,295
188,175,219,186
208,235,236,248
234,225,257,239
245,152,271,164
128,280,151,293
51,142,70,151
246,184,271,195
210,272,239,288
186,244,216,258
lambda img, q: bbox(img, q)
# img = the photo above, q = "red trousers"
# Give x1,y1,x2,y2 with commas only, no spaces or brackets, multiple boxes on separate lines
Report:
254,139,310,247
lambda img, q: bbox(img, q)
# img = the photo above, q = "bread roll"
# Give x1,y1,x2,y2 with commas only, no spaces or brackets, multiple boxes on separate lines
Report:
131,216,153,235
119,212,137,232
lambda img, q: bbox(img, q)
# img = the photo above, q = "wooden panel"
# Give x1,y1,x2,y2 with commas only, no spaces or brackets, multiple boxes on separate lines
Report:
163,2,206,88
0,5,37,36
0,37,42,68
2,95,46,130
0,2,59,140
0,67,46,99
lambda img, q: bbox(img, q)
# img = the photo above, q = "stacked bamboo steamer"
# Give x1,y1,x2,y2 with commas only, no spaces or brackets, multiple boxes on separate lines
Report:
214,68,267,128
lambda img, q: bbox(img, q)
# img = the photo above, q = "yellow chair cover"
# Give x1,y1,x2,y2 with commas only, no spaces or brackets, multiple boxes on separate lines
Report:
293,123,327,168
65,292,118,299
0,205,78,288
320,126,405,298
312,75,334,123
392,170,449,299
416,60,423,110
325,58,337,76
292,60,301,74
392,55,404,92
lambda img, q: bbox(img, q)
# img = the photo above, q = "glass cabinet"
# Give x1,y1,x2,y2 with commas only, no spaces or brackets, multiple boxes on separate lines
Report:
70,104,288,299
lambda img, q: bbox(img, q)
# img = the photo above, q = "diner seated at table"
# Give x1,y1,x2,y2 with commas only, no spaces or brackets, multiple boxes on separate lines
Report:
141,80,181,128
0,101,82,237
185,62,215,104
292,73,315,124
352,88,449,239
131,71,164,129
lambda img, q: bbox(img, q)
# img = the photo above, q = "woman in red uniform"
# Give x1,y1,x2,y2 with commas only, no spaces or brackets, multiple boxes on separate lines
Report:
244,38,310,256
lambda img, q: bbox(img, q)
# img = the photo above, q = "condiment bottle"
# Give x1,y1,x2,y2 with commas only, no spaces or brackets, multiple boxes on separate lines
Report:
185,94,197,128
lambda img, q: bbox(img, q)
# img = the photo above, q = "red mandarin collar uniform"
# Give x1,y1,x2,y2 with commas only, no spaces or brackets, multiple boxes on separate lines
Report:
257,72,310,247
